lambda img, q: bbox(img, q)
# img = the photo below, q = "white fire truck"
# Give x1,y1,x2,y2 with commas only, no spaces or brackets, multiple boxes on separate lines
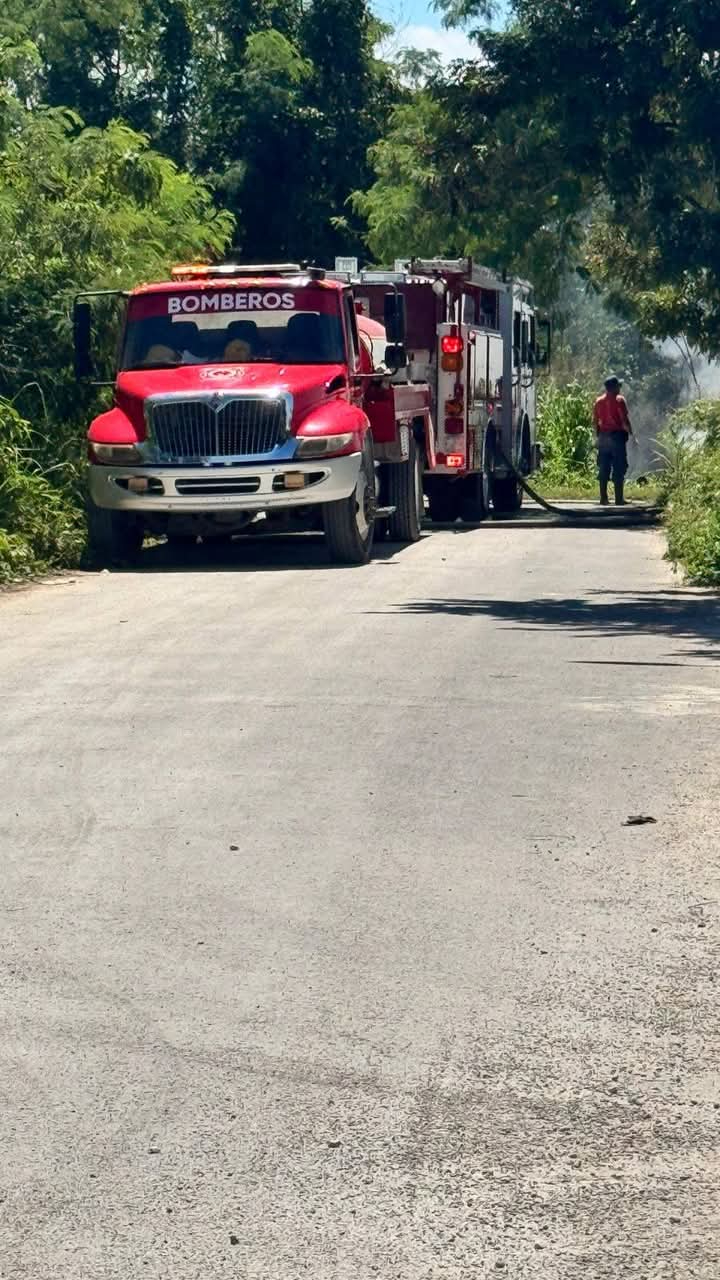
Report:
335,256,549,521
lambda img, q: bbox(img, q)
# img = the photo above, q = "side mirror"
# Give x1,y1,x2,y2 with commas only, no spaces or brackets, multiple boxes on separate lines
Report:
73,301,94,380
385,343,407,370
384,291,406,344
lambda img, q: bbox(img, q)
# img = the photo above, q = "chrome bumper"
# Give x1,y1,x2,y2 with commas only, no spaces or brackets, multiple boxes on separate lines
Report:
89,454,362,513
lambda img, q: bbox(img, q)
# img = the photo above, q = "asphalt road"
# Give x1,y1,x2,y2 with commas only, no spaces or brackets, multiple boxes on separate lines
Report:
2,514,719,1279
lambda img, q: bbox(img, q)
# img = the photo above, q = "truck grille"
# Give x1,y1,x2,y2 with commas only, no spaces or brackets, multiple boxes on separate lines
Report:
148,397,287,462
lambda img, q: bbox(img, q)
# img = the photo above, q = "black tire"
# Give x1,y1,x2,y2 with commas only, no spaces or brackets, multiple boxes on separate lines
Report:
492,475,523,515
166,532,199,547
427,481,460,524
323,440,376,565
387,436,423,543
86,498,144,565
460,471,490,523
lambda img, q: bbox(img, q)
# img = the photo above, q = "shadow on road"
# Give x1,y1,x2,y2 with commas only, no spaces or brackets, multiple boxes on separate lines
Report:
379,589,720,660
108,532,426,575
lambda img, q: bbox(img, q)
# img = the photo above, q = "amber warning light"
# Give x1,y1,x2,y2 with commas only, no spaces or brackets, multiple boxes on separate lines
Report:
171,263,211,280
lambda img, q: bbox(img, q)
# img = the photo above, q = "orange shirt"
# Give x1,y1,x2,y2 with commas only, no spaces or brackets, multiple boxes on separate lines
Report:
594,393,630,433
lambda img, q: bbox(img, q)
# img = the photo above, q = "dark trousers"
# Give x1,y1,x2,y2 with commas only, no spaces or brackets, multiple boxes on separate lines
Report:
598,432,628,488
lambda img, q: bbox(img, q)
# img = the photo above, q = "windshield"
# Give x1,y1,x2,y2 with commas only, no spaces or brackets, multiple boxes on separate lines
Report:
121,288,345,369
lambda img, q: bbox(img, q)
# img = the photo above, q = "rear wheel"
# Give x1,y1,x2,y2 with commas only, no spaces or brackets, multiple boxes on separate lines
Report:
460,471,490,523
86,499,144,566
427,480,460,524
492,474,523,515
387,436,423,543
323,441,376,565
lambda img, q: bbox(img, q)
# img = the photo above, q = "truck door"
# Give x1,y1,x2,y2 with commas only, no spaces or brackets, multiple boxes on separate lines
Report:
342,291,363,405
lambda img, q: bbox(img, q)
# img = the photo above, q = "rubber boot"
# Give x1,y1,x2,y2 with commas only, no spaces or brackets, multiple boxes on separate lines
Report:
614,479,626,506
599,480,609,506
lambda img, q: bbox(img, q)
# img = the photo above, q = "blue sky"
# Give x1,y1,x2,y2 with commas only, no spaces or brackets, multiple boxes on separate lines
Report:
375,1,444,22
374,2,506,60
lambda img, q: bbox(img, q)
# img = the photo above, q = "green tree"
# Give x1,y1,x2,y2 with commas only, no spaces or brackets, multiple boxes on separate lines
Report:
0,41,233,577
4,0,400,265
0,105,233,416
362,1,720,355
0,0,196,161
194,0,398,262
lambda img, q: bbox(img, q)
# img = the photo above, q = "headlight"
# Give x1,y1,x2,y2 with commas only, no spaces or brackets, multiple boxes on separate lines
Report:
90,443,144,465
295,433,356,459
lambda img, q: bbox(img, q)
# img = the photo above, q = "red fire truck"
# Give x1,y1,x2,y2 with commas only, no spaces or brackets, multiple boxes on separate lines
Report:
335,257,548,522
74,257,546,565
75,262,430,565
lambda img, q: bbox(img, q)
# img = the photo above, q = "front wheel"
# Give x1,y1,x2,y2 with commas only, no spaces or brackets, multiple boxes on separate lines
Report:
323,444,376,565
387,436,423,543
86,499,144,566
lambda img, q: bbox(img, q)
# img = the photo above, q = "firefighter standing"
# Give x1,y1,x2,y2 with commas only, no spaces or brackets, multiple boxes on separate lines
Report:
593,376,633,506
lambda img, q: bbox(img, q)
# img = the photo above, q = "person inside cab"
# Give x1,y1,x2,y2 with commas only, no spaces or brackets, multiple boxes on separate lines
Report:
223,321,258,364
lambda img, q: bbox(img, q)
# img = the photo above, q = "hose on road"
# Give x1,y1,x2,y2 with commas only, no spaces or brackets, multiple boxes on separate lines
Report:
496,449,662,525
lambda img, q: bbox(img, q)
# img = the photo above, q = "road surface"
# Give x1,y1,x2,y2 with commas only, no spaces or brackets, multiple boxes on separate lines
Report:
1,515,719,1279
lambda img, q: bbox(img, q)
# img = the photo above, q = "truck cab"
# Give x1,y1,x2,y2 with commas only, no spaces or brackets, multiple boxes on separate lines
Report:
77,263,431,565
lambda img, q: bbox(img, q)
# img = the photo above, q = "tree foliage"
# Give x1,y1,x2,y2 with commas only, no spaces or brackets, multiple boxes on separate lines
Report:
362,1,720,356
0,88,233,415
0,38,233,578
2,0,399,264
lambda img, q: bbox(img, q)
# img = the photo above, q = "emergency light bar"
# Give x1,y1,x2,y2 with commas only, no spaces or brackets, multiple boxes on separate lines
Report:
412,257,472,276
211,263,305,277
359,272,407,284
171,262,325,282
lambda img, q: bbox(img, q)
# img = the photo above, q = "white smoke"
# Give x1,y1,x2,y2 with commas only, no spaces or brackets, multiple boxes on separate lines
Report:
660,339,720,399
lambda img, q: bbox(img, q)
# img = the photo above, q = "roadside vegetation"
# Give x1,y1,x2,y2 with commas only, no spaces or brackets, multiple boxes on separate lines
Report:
0,397,84,583
1,1,719,584
661,401,720,585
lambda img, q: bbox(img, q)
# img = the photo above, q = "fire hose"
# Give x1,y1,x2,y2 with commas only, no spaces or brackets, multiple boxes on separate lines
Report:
495,448,661,525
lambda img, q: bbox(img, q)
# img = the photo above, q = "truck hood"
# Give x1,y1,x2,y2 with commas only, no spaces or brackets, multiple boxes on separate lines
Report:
114,363,346,437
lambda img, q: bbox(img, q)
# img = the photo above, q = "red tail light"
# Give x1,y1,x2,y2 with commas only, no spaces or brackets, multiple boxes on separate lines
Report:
441,334,464,355
446,454,464,469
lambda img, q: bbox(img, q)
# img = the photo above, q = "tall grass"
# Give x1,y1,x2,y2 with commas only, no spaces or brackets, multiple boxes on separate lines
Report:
536,381,596,488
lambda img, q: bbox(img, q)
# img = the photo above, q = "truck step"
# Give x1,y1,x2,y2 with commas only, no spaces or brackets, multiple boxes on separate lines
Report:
374,505,397,519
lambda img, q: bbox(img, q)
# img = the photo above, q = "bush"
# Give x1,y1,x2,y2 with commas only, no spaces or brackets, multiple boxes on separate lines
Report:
0,398,84,582
662,400,720,585
537,381,596,486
